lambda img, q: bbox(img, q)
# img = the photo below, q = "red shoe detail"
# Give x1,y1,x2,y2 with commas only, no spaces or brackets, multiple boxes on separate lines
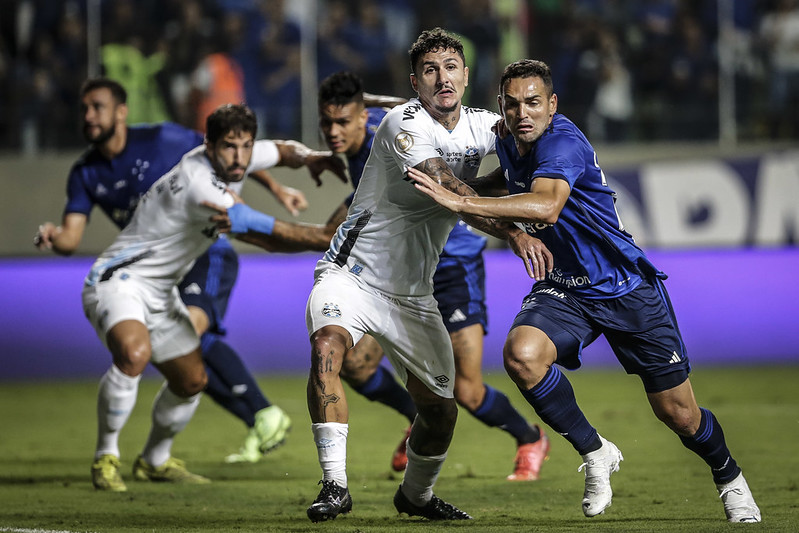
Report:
391,426,412,472
507,425,550,481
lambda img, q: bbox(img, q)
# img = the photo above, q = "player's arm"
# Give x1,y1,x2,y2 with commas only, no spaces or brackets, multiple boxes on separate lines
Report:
34,212,88,256
248,169,308,216
462,166,509,197
410,166,570,225
411,158,553,279
273,140,348,186
202,199,335,252
363,93,407,109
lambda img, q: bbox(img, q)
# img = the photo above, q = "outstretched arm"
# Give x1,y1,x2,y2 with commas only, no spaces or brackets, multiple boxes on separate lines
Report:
34,212,88,256
411,158,553,280
248,169,308,216
273,140,348,186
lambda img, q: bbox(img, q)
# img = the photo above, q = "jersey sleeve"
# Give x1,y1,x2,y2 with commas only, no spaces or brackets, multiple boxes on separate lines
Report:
63,165,94,217
533,133,585,188
473,109,501,155
182,166,236,223
247,140,280,171
376,105,441,171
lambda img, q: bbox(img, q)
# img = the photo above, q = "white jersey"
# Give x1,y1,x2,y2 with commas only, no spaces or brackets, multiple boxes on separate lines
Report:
85,140,280,291
321,98,499,297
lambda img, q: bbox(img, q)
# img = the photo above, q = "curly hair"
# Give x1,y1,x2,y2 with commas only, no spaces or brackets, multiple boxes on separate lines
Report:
206,104,257,143
408,28,465,74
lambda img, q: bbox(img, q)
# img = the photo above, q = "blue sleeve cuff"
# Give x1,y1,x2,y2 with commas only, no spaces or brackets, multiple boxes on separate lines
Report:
227,204,275,235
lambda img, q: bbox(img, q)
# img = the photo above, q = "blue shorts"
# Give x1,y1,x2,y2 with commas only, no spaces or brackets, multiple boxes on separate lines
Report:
511,278,690,393
178,237,239,335
433,253,487,334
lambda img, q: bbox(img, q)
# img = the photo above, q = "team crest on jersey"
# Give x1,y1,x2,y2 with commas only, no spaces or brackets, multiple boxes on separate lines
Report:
464,146,480,169
394,132,414,153
322,302,341,318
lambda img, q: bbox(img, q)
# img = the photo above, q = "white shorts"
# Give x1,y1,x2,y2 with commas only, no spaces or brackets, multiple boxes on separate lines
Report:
82,271,199,364
306,262,454,398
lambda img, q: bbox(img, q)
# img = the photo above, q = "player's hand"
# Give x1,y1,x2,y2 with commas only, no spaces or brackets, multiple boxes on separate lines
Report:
491,118,510,139
201,201,233,233
407,167,463,212
34,223,57,250
507,230,553,281
273,185,308,216
306,151,348,186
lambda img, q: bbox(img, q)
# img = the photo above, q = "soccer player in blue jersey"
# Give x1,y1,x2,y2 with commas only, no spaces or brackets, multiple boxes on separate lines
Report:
409,59,761,523
35,78,347,484
316,71,550,481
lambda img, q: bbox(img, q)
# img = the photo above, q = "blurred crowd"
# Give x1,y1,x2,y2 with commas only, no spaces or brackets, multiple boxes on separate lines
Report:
1,0,798,152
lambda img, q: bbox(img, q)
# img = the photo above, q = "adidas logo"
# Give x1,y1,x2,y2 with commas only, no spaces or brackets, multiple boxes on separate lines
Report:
183,283,202,295
449,309,467,323
669,351,681,364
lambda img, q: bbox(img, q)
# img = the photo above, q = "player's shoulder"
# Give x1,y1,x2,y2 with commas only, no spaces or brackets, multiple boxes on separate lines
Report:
129,121,203,147
462,105,501,125
69,146,102,176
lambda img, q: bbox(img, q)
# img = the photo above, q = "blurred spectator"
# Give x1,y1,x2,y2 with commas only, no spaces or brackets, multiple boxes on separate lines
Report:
758,0,799,139
163,0,217,127
187,13,246,132
253,0,302,139
588,28,634,143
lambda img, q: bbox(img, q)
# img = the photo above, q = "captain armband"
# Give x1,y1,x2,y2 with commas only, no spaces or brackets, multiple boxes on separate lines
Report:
228,204,275,235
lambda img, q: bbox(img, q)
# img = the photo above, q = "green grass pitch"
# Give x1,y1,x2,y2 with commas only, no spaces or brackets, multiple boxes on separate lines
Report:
1,365,797,532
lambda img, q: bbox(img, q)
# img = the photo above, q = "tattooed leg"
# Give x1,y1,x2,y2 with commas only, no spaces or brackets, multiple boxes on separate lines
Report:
307,326,351,424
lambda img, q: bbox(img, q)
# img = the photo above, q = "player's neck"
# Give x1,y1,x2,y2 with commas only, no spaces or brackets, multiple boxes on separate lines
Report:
423,101,461,132
98,126,128,160
347,128,367,157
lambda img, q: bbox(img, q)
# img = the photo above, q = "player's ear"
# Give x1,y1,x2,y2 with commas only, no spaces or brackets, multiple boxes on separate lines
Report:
117,103,128,123
463,66,469,88
410,72,418,93
550,93,558,118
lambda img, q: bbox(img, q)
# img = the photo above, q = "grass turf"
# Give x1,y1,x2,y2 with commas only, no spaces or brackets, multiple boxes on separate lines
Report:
1,365,797,532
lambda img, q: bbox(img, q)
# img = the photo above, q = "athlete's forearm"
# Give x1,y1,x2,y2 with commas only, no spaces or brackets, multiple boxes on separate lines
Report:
274,140,328,168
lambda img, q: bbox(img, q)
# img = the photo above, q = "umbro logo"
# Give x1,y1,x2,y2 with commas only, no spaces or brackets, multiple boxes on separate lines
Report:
448,309,467,323
434,375,450,385
184,283,202,295
316,438,334,449
669,351,681,364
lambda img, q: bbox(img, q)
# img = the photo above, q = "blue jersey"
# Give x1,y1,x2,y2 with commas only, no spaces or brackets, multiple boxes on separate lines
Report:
345,107,486,260
497,113,659,298
64,122,204,229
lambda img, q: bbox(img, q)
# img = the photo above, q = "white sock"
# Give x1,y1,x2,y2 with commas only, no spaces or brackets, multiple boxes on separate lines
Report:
312,422,348,488
95,365,140,459
400,442,446,507
141,382,201,467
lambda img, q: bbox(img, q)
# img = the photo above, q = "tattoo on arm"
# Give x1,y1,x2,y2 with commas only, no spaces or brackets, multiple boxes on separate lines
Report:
415,158,518,240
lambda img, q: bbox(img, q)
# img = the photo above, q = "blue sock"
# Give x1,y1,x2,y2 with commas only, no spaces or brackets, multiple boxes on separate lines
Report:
679,407,740,484
201,334,270,428
520,366,600,454
353,366,417,423
470,384,540,445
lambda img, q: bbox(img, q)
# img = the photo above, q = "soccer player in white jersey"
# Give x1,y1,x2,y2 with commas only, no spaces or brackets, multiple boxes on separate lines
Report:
82,104,342,491
304,28,553,522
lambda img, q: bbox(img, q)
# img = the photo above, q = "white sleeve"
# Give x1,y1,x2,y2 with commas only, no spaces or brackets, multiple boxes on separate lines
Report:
475,109,501,155
246,140,281,172
184,167,235,223
377,105,440,171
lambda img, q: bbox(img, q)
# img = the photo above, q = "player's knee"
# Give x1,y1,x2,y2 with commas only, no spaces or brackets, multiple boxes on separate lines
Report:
113,341,151,376
657,405,698,436
171,368,207,397
340,355,371,386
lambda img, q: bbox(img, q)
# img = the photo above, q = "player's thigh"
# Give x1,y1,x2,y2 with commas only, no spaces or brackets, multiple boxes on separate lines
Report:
341,334,385,385
83,277,152,373
306,263,372,346
148,288,201,367
178,239,238,334
379,294,455,400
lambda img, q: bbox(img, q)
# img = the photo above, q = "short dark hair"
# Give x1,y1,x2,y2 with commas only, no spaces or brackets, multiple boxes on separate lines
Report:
408,28,465,74
80,77,127,104
318,71,364,108
205,104,257,143
499,60,554,97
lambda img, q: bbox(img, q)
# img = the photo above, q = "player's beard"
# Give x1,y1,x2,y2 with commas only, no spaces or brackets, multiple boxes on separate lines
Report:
434,102,459,115
84,122,116,146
